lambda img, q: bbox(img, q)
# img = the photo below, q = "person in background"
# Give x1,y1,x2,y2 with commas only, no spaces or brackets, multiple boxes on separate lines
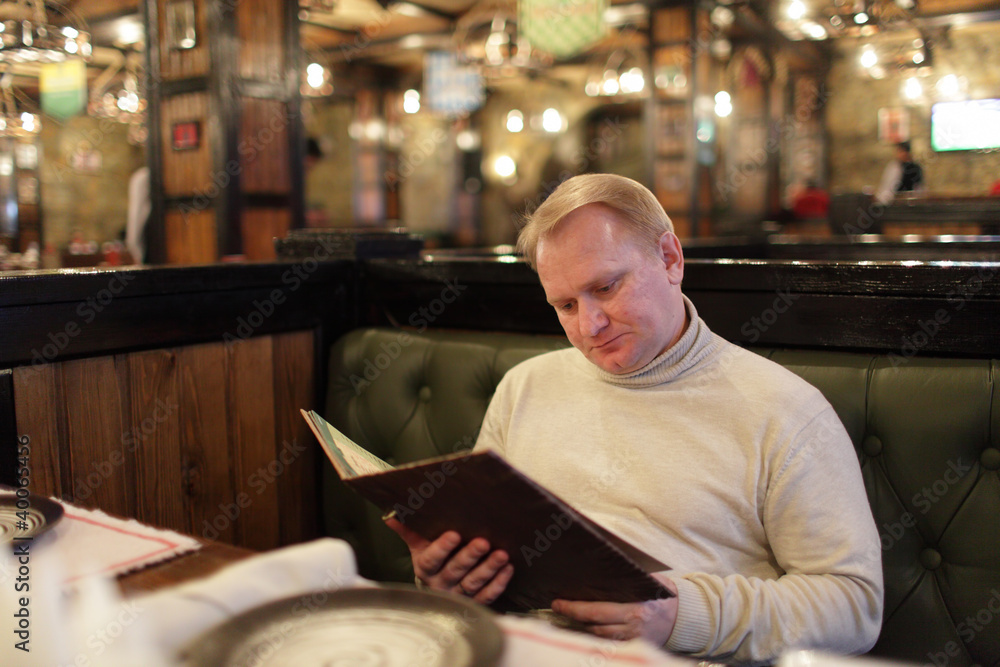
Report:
126,165,150,263
875,141,925,205
790,180,830,220
388,174,883,665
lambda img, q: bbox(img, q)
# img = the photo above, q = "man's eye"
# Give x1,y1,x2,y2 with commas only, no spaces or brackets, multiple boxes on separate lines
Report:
597,283,615,294
559,302,575,312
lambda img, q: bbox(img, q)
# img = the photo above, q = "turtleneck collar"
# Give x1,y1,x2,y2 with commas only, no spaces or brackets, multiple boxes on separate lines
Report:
586,295,720,388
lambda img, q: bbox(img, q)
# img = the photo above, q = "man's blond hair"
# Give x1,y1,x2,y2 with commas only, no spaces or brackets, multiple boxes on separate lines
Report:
517,174,674,270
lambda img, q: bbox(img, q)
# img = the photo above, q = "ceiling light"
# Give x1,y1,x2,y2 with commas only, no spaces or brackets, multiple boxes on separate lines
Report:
903,77,922,99
618,67,644,94
506,109,523,133
860,48,877,68
715,91,732,117
541,108,564,133
0,0,91,63
403,89,420,114
493,155,516,178
936,74,961,99
788,1,806,20
854,11,869,23
803,22,827,39
912,51,924,64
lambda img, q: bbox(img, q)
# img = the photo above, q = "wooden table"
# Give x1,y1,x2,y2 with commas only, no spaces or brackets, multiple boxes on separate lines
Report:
117,540,255,596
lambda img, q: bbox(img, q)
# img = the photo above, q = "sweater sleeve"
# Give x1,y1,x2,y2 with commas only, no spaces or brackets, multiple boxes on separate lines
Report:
665,407,883,665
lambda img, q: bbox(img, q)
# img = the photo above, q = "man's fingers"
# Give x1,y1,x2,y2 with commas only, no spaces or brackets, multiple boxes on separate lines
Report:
552,600,629,625
438,538,491,583
463,550,510,591
412,531,462,579
473,563,514,605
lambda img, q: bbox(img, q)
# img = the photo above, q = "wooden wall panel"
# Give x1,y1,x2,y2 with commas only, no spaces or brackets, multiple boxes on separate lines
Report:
158,0,211,79
239,98,291,195
129,349,185,532
272,330,318,545
161,92,211,196
227,336,281,550
11,331,318,549
165,207,218,264
237,0,285,81
12,365,66,498
241,208,290,262
177,343,234,542
61,356,134,517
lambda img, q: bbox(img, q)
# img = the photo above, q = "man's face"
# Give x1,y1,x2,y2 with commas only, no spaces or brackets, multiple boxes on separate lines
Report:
536,203,687,375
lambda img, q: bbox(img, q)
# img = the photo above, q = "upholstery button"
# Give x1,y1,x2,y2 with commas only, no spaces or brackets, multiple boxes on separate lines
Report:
981,448,1000,471
418,386,432,402
862,435,882,457
920,548,942,570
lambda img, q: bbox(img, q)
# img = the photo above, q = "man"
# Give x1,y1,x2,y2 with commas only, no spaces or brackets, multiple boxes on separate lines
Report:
388,174,883,664
876,141,925,205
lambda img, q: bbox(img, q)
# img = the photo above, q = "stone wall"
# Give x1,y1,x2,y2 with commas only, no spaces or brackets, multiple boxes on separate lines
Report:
39,116,145,249
826,22,1000,196
304,98,355,225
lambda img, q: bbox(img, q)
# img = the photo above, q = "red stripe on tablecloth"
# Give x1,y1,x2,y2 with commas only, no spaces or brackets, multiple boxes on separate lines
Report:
503,626,654,664
62,509,186,582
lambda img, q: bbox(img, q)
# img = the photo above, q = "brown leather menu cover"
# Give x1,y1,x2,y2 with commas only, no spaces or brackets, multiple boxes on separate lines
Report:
302,410,673,612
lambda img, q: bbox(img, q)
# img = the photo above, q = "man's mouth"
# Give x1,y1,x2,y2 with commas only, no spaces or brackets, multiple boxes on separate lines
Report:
592,333,623,350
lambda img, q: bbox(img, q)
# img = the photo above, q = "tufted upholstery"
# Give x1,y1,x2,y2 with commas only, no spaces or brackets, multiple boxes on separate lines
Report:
322,327,1000,666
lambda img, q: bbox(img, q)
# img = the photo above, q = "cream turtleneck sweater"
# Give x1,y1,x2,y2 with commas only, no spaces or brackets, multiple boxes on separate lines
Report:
475,297,883,665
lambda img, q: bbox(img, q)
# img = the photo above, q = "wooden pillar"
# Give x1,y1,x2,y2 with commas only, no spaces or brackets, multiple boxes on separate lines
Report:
143,0,303,264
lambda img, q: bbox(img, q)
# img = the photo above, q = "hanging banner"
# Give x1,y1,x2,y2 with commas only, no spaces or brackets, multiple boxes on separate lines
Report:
424,51,484,116
40,60,88,120
519,0,607,59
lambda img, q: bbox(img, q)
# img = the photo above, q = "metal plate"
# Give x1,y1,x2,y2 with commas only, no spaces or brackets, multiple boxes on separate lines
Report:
0,491,64,544
179,585,505,667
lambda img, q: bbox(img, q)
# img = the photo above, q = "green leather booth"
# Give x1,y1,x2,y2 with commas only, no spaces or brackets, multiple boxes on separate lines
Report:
321,327,1000,666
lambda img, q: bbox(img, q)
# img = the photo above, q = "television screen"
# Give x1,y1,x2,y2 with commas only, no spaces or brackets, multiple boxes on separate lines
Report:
931,99,1000,151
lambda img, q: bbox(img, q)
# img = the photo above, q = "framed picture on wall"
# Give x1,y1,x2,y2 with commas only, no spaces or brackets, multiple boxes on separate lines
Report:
878,107,910,144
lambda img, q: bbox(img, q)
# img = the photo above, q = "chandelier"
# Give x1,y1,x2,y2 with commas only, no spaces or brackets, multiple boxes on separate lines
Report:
0,0,91,63
0,76,40,137
453,0,551,79
88,51,147,144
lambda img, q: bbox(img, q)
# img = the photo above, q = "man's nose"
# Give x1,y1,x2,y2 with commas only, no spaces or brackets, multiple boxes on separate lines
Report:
579,300,609,337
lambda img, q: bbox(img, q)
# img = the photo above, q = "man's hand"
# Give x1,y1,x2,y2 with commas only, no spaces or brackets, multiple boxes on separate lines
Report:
550,575,679,644
385,517,514,605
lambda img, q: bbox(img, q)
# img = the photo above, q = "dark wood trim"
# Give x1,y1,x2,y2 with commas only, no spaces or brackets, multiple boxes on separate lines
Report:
359,256,1000,355
210,0,241,257
243,193,292,208
286,0,305,232
0,262,355,367
142,0,166,264
0,368,16,486
160,76,212,96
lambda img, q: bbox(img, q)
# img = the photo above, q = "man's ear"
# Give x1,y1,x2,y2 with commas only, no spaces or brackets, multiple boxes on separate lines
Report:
658,232,684,285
